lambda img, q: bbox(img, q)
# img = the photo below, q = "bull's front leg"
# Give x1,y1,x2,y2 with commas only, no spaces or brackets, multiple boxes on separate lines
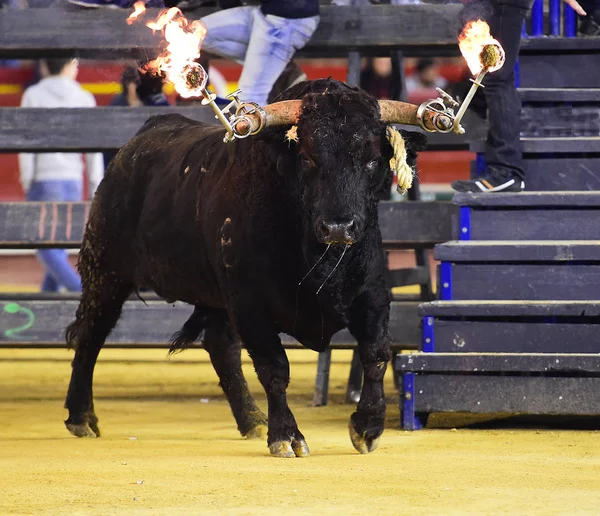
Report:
247,340,310,458
230,304,309,458
347,280,392,454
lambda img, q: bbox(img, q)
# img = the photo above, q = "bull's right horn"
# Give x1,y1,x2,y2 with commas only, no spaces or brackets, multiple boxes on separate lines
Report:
232,100,302,137
378,100,453,133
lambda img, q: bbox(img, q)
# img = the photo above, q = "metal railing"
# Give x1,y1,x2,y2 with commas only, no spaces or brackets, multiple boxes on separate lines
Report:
527,0,577,37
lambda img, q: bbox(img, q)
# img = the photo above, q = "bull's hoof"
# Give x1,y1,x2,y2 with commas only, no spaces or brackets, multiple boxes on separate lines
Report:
269,438,310,458
269,440,296,458
65,421,98,438
349,421,380,454
243,424,268,440
291,438,310,457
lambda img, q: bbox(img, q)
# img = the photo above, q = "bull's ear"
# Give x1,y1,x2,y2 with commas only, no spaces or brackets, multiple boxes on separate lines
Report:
398,129,428,152
398,129,428,168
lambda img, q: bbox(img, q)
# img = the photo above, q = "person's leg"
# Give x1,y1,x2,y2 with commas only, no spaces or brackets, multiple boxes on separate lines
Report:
28,180,83,292
452,0,533,193
41,273,60,292
237,11,319,106
484,0,533,179
200,7,255,65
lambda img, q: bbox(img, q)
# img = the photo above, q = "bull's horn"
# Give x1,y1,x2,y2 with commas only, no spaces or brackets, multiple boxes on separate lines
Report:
378,100,452,133
232,100,302,137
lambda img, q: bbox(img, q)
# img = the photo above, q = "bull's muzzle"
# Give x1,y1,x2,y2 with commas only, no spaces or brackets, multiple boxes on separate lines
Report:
316,219,357,245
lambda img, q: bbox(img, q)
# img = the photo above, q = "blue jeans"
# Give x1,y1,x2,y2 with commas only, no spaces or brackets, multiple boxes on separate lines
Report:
27,181,83,292
201,7,320,106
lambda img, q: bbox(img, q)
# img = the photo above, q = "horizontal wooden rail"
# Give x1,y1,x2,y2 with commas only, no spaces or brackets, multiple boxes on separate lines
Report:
0,298,420,348
1,5,592,60
0,5,464,59
0,201,457,249
0,107,469,152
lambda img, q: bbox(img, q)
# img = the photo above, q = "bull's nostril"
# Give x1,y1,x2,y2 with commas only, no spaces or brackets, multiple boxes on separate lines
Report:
319,220,331,235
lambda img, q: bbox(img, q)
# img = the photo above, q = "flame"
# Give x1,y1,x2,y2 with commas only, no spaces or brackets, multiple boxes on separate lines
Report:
458,20,505,75
126,1,146,25
127,5,208,98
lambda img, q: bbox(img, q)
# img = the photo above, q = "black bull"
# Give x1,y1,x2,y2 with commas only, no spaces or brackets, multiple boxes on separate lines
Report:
64,79,427,457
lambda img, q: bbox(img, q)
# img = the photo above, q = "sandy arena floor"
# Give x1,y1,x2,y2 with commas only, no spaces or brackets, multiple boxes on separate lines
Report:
1,348,600,515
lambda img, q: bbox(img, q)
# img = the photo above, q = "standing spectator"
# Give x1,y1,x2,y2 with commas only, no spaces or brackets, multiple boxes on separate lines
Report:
18,58,104,292
452,0,587,193
360,57,397,100
405,58,448,94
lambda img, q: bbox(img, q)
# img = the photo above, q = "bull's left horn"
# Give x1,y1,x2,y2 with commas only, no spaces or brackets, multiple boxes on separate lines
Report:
378,100,452,133
232,100,302,137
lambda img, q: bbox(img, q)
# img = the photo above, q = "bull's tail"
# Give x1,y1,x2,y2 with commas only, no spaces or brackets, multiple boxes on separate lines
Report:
169,306,223,354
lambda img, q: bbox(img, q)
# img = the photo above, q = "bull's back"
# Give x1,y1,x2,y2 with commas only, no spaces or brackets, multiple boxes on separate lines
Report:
87,114,233,296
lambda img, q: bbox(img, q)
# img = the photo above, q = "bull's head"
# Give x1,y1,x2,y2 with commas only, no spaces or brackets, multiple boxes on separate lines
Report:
255,80,429,247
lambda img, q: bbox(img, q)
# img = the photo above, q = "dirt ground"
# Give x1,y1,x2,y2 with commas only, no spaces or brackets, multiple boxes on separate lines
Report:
1,348,600,515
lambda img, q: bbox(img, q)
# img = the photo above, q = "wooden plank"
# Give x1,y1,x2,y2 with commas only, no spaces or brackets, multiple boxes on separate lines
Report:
469,209,600,241
0,107,218,152
434,241,600,262
397,352,600,374
0,108,469,152
0,202,88,248
454,191,600,207
446,263,600,301
378,200,457,247
412,375,600,415
0,5,465,59
385,266,430,288
519,88,600,103
0,201,456,249
0,299,420,348
469,137,600,154
420,300,600,318
432,320,600,353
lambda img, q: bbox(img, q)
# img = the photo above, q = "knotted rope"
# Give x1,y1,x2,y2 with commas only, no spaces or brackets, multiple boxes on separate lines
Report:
386,126,414,194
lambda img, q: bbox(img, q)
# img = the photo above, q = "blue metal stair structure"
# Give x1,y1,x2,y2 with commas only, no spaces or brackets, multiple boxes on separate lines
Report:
397,38,600,430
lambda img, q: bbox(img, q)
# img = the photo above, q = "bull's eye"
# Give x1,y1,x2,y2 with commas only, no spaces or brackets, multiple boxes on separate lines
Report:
300,155,316,169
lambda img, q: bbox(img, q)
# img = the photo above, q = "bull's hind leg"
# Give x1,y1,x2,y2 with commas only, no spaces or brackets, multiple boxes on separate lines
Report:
169,306,268,439
202,317,268,439
64,272,132,438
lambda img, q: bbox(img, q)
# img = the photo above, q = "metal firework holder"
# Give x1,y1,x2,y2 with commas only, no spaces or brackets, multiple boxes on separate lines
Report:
198,68,479,142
